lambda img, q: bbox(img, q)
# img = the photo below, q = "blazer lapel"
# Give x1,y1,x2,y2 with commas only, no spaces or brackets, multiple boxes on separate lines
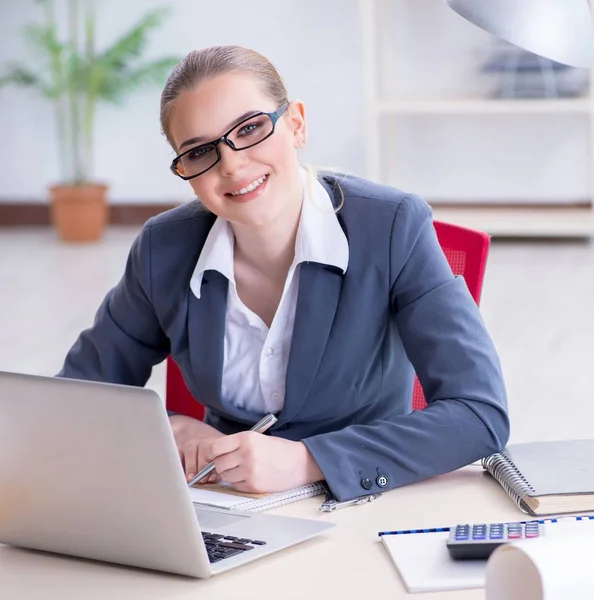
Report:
187,270,228,409
279,262,344,425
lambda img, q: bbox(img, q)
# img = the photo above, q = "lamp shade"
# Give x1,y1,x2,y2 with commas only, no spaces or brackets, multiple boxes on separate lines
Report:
445,0,594,68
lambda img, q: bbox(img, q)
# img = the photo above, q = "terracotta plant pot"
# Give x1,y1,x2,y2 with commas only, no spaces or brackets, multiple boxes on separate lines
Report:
49,184,109,242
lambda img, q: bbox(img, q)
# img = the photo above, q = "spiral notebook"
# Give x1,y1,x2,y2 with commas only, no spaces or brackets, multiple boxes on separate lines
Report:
482,439,594,516
188,481,327,512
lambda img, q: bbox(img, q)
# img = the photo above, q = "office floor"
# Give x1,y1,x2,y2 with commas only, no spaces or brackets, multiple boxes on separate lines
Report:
1,226,593,445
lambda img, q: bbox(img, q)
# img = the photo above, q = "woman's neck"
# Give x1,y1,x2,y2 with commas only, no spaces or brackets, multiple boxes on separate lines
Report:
232,188,303,281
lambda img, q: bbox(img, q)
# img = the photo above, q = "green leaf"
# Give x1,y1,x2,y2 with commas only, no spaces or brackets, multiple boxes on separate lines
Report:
1,25,62,94
64,50,87,92
24,24,65,60
96,57,179,104
17,23,70,99
96,7,171,73
0,63,50,94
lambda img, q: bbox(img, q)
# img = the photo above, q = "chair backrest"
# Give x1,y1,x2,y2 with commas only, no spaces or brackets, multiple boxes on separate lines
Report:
166,357,205,421
165,220,491,419
411,220,491,410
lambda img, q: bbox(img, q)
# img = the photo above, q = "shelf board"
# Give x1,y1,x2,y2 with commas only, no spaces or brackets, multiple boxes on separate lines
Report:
431,205,594,237
377,98,592,115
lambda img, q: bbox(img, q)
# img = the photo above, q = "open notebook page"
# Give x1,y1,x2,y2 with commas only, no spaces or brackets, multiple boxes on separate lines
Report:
189,482,267,509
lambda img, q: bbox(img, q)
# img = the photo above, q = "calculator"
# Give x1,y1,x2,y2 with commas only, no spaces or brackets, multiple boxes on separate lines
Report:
446,520,544,560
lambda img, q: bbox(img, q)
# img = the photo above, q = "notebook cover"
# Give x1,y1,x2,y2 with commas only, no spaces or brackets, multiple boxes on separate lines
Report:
503,439,594,497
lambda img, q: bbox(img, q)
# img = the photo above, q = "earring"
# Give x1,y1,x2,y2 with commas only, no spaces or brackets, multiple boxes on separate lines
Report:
297,138,306,148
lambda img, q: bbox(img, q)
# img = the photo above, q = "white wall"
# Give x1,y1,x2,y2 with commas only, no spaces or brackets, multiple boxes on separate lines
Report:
0,0,363,203
374,0,592,203
1,0,590,205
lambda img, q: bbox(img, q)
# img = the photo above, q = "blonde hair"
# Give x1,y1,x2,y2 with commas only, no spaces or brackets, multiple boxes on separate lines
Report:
160,45,288,151
160,45,345,212
303,164,346,213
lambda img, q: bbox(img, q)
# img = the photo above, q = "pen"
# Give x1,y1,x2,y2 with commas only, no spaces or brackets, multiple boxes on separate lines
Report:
378,526,451,536
186,412,278,488
320,491,382,512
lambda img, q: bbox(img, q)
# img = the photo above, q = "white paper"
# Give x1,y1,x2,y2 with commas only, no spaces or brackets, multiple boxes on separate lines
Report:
188,483,243,509
486,520,594,600
381,532,486,593
381,519,594,594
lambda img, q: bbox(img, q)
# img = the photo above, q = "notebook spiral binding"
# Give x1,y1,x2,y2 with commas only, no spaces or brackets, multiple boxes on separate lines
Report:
482,451,536,514
232,482,327,513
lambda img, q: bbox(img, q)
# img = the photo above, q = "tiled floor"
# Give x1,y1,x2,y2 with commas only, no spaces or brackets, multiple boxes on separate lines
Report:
1,226,593,445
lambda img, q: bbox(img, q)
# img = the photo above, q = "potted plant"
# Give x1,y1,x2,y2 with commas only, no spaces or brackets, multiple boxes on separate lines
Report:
0,0,180,241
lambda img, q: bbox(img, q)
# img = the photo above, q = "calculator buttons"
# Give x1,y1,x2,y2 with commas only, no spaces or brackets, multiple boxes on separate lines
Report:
525,522,541,538
454,525,470,540
447,521,544,560
488,524,504,540
507,523,523,539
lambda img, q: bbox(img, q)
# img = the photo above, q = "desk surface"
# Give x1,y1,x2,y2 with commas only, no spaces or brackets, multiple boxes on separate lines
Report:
0,467,527,600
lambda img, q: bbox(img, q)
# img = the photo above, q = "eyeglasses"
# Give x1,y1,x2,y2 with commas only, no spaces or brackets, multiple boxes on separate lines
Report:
170,102,289,180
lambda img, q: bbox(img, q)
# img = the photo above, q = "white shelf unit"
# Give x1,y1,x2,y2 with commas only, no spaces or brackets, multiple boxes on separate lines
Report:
377,98,593,115
359,0,594,237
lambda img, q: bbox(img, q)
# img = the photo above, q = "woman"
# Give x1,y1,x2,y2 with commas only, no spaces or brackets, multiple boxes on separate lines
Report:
59,45,509,502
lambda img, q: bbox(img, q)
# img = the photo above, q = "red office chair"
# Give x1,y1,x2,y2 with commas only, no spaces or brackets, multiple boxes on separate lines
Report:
165,220,491,418
411,220,491,410
166,357,205,421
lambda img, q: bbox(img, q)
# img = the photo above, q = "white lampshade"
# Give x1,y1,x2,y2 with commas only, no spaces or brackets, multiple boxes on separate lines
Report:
445,0,594,68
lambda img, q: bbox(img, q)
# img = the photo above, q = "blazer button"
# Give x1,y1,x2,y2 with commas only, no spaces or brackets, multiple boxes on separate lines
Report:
360,478,373,490
376,474,389,488
276,423,290,431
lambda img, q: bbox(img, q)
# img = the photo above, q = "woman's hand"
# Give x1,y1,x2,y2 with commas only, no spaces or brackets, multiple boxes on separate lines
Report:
169,414,225,484
202,432,324,493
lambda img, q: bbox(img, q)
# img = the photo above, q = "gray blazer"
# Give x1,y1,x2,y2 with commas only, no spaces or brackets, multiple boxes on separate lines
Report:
58,173,510,502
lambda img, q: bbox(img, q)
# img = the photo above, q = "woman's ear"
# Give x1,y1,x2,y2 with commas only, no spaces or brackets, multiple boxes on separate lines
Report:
288,99,307,148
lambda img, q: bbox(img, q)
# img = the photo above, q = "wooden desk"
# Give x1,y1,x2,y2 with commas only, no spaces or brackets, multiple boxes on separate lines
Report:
0,467,525,599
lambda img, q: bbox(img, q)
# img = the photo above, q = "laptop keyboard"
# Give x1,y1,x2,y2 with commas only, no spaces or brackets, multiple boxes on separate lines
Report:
202,531,267,563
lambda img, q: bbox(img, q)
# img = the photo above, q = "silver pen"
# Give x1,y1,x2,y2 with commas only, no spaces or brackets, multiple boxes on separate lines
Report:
186,413,278,488
320,492,382,512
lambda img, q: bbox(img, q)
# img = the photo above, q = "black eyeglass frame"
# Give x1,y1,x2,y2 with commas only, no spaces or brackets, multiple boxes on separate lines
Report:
170,102,290,180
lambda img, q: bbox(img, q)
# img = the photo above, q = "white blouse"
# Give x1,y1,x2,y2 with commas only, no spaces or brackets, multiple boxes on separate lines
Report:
189,172,349,413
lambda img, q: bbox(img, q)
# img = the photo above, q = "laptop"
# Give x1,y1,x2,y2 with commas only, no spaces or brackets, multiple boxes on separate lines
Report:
0,370,334,577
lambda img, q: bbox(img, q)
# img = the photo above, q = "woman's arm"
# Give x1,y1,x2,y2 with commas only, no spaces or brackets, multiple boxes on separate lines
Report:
57,221,170,386
302,194,510,501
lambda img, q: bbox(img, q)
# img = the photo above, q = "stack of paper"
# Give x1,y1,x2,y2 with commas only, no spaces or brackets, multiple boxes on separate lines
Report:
381,518,594,595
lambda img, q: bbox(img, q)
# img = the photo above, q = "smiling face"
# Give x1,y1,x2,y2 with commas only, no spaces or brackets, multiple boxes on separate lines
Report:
168,72,306,229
